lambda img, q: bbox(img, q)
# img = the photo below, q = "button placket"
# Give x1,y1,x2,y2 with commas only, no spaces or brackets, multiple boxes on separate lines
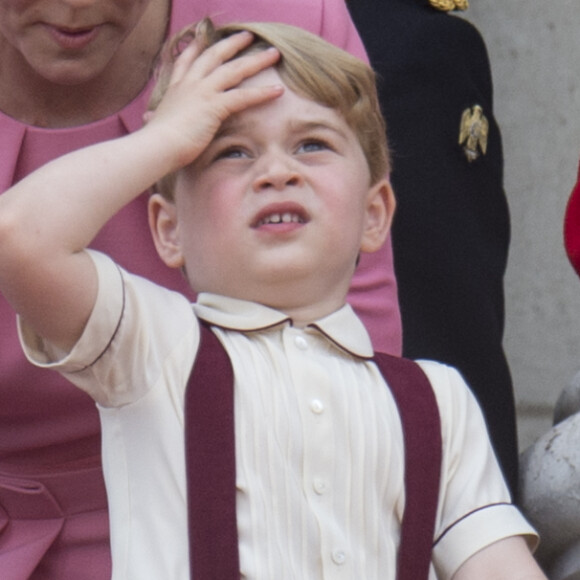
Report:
310,398,324,414
294,335,309,350
284,327,347,577
331,548,347,566
313,477,328,495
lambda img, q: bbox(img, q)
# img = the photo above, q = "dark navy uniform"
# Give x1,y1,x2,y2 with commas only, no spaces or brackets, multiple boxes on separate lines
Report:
347,0,518,497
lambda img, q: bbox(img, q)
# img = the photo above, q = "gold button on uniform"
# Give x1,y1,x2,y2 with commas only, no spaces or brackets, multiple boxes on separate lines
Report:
428,0,468,11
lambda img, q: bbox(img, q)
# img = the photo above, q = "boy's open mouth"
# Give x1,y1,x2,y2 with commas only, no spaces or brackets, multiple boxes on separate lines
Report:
256,212,306,227
252,204,309,228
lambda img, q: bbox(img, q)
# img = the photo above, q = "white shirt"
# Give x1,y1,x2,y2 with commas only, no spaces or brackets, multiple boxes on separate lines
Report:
19,250,537,580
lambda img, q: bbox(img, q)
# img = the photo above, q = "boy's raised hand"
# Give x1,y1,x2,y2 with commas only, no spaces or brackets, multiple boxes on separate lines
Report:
143,31,283,173
0,30,282,354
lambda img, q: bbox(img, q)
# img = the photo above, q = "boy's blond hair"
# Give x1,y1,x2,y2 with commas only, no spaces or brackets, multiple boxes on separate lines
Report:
149,18,390,199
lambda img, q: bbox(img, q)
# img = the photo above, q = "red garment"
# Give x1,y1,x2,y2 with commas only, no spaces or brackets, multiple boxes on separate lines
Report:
564,161,580,277
0,1,400,578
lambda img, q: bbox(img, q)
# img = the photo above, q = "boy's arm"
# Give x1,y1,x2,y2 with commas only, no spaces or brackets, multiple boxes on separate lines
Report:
0,32,281,352
452,537,547,580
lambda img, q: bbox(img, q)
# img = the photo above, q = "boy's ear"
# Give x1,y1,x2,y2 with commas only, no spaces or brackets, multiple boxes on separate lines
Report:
360,178,396,253
148,193,185,269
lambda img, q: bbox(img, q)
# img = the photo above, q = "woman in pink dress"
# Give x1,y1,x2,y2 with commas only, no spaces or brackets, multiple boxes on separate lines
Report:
0,0,401,577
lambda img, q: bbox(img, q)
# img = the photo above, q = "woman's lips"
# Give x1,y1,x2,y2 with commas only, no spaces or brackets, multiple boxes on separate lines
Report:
45,25,100,51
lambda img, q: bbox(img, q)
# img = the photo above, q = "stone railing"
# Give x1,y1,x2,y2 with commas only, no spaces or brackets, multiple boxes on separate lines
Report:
520,371,580,580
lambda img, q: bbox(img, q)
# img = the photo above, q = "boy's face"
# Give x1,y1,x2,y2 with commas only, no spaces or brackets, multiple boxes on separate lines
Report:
151,68,394,319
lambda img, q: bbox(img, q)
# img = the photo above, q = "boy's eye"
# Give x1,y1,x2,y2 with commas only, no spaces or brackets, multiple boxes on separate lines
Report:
296,139,331,154
215,146,249,161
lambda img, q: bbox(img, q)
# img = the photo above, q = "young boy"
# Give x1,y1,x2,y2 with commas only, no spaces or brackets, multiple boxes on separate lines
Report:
0,19,546,580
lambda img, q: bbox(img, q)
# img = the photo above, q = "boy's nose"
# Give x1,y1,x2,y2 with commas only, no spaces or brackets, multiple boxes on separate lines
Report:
252,155,303,192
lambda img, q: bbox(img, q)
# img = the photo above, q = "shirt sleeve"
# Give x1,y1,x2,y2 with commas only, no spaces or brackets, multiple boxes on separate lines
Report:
18,249,197,408
416,360,538,578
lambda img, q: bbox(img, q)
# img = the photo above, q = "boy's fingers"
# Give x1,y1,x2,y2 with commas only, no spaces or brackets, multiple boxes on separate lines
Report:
223,84,285,116
169,39,205,85
170,31,281,99
214,47,281,91
183,31,256,80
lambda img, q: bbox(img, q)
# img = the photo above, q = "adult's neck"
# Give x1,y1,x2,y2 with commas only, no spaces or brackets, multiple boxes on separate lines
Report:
0,0,170,128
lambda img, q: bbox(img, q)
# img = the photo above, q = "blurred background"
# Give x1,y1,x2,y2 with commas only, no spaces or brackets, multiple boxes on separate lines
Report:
462,2,580,451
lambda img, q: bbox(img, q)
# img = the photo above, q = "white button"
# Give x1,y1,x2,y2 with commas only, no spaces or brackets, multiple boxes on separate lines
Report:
313,478,328,494
331,549,346,565
294,336,308,350
310,399,324,414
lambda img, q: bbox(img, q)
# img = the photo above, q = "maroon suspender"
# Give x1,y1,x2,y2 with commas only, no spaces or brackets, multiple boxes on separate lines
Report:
185,323,442,580
185,323,239,580
374,352,442,580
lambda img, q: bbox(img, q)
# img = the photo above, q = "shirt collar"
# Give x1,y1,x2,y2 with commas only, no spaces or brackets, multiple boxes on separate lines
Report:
193,293,374,360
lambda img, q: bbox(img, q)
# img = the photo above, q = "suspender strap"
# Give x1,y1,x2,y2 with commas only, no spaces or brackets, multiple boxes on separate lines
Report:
185,324,441,580
374,352,442,580
185,322,239,580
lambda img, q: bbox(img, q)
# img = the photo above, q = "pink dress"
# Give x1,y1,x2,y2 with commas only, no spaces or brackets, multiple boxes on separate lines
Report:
0,0,401,577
